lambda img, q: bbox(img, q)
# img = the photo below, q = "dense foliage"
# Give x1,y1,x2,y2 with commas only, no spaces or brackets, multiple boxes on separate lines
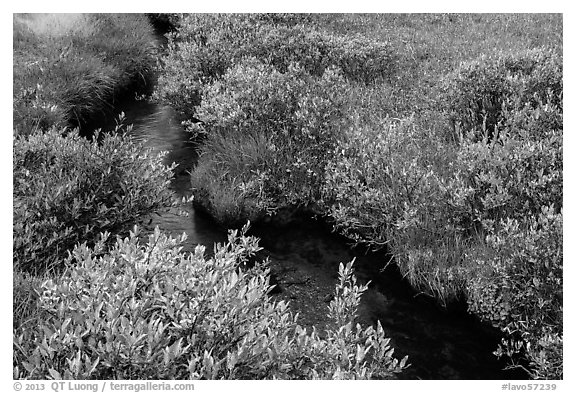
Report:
13,125,175,274
439,48,562,142
324,50,563,378
324,117,469,302
14,225,407,379
13,13,157,135
155,14,396,124
466,208,562,379
154,14,562,379
13,12,562,380
190,58,351,224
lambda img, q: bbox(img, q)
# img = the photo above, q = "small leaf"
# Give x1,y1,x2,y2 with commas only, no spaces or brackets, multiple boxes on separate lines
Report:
48,368,62,380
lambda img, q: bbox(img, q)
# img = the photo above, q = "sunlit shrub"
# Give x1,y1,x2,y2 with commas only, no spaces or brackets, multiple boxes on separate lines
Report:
13,125,175,274
190,58,351,224
252,25,397,84
461,103,563,374
14,225,407,380
456,126,562,227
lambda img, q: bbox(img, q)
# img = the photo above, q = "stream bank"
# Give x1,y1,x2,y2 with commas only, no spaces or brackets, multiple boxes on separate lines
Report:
85,96,528,380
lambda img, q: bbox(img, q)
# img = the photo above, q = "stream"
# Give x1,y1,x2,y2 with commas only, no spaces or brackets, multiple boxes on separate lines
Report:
86,97,529,380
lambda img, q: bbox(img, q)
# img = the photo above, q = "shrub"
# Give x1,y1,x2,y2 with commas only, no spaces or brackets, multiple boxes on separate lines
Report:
323,100,562,377
252,25,397,84
454,95,562,380
145,13,182,33
439,48,562,141
13,225,407,380
13,125,175,274
455,125,562,228
190,59,351,225
154,14,397,121
13,13,157,135
466,208,563,379
13,271,45,332
323,117,470,303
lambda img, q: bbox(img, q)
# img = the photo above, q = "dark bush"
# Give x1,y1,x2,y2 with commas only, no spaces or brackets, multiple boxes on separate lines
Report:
145,13,182,33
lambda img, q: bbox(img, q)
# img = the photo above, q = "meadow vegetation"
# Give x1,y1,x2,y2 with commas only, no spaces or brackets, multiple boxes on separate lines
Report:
189,58,351,224
13,15,180,378
14,225,406,379
13,124,175,275
13,13,407,380
154,13,396,131
12,11,563,380
154,13,563,379
13,13,157,135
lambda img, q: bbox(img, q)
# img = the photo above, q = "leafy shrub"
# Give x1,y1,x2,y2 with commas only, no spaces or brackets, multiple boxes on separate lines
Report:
154,14,396,121
439,48,562,141
13,225,407,380
13,271,45,332
190,58,351,225
466,208,563,379
13,13,157,135
324,47,562,300
324,117,470,302
455,95,563,379
13,125,175,274
252,25,397,84
323,98,562,376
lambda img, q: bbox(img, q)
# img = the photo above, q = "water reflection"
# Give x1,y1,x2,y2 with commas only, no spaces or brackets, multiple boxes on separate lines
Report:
115,100,227,252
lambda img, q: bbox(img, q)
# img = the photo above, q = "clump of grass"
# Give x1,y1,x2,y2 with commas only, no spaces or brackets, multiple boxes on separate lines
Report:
188,58,351,225
13,271,45,332
13,13,158,135
191,128,276,225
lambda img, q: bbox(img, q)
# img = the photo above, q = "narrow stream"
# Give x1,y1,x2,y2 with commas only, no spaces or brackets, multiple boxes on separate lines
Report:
89,98,528,380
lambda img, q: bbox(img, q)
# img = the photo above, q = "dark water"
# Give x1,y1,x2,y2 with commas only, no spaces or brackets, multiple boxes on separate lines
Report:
91,98,527,380
90,100,227,251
